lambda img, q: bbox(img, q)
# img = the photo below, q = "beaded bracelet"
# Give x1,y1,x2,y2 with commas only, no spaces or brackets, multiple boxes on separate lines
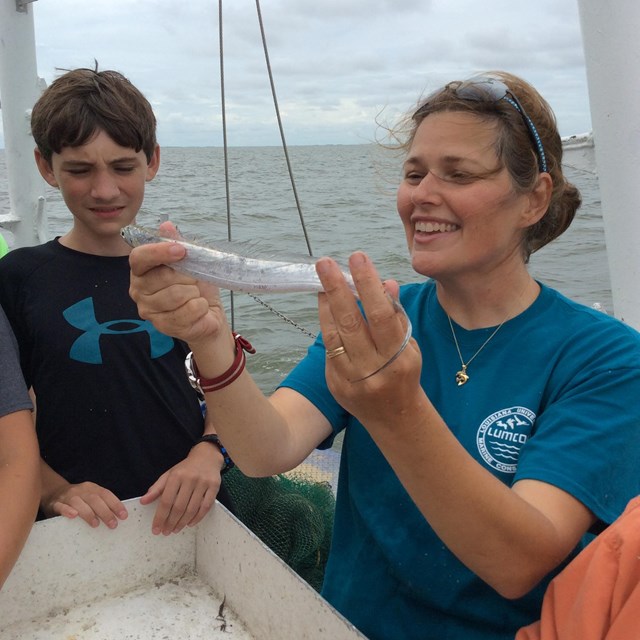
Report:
197,434,235,474
187,332,255,394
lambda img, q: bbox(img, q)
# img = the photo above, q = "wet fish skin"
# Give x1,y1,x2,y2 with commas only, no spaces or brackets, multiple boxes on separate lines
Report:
121,224,357,294
122,225,414,369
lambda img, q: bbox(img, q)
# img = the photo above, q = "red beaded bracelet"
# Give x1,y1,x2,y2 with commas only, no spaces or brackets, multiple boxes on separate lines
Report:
187,333,255,393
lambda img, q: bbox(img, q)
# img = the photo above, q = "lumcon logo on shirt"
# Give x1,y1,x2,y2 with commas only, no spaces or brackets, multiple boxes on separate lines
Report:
476,406,536,474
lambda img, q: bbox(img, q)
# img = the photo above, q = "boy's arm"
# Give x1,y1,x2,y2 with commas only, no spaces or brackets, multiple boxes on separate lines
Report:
0,410,40,589
140,407,225,536
29,389,127,529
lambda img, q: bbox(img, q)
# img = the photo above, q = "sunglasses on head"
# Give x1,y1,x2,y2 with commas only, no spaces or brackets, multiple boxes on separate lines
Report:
414,77,548,173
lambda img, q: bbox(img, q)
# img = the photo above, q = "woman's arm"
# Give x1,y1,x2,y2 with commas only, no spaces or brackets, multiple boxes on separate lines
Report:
366,393,594,598
129,235,333,475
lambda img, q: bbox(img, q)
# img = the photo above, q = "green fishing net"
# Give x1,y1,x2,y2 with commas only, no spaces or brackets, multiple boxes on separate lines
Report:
222,453,338,592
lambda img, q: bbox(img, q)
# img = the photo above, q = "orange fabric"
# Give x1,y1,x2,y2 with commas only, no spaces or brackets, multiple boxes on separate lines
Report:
516,496,640,640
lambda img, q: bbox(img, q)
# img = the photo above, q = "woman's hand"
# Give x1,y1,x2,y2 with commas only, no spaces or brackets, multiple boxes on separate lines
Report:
315,251,422,429
139,442,223,536
128,222,226,348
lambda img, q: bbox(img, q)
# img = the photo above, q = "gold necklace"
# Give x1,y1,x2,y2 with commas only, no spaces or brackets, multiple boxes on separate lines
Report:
447,314,507,386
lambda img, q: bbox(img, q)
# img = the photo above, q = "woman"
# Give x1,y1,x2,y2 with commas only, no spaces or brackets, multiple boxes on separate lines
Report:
129,71,640,639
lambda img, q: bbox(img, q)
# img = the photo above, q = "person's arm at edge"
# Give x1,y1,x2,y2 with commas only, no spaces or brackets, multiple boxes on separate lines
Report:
0,409,39,589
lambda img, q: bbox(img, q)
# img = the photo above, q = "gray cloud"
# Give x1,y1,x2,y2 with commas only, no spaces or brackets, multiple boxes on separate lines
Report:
1,0,591,148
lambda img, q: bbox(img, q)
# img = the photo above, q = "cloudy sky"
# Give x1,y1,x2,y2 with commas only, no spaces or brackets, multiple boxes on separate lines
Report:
2,0,591,148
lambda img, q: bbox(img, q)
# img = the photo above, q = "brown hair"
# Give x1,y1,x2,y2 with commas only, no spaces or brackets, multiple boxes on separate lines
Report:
392,71,581,260
31,65,157,163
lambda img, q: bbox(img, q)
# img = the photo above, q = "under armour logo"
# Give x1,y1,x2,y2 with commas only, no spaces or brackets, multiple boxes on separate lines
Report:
63,297,174,364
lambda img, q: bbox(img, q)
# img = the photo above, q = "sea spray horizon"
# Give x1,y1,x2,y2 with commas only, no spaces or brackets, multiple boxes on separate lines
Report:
0,144,607,394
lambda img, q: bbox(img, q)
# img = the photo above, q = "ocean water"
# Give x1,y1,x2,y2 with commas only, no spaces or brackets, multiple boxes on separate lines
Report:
0,145,606,394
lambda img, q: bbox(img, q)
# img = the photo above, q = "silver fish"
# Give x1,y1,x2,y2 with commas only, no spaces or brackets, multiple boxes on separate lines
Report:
121,224,356,294
122,224,413,378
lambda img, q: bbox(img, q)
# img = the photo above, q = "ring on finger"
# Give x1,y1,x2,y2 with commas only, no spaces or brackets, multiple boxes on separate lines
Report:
326,345,347,359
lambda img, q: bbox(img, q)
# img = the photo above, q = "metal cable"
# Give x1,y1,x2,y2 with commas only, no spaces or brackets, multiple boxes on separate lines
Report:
218,0,235,328
254,0,314,257
217,0,317,336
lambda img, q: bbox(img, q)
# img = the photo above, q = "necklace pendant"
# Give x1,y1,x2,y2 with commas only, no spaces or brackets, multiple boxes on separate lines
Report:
455,367,469,386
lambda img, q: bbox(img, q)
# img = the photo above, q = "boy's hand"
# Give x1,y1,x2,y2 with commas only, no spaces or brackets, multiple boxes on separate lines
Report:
139,442,223,535
43,481,128,529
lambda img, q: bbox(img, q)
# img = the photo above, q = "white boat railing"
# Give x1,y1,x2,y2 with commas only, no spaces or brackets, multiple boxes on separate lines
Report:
577,0,640,328
0,0,47,248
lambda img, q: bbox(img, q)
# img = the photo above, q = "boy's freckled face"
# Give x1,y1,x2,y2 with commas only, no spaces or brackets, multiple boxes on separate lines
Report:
36,130,159,242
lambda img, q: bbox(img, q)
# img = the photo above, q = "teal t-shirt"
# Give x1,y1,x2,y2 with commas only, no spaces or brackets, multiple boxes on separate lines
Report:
280,280,640,640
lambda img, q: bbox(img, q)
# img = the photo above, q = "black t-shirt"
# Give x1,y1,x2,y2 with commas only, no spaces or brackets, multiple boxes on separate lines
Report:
0,239,205,499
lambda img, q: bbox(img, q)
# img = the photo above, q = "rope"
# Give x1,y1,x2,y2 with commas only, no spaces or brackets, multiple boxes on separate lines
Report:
218,0,235,328
217,0,316,335
254,0,313,257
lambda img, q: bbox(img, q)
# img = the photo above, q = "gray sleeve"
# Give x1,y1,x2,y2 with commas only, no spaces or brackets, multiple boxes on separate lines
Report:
0,304,33,418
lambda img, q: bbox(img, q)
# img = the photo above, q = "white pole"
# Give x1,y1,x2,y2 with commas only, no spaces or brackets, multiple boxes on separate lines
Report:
577,0,640,328
0,0,47,248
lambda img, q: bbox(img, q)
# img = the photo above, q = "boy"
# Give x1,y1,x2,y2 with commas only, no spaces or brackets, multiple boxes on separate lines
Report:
0,66,230,536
